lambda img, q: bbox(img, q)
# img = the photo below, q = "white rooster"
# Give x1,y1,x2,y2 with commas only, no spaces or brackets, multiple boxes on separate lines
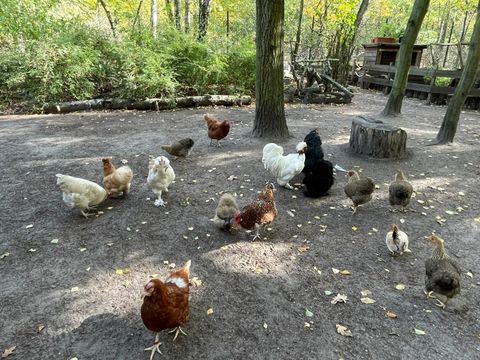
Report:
262,141,307,189
56,174,107,218
147,156,175,207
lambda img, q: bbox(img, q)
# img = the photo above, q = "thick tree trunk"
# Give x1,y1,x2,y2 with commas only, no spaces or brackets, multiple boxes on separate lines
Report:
198,0,211,41
173,0,181,30
184,0,190,32
151,0,158,39
382,0,430,116
434,2,480,144
253,0,288,138
349,116,407,159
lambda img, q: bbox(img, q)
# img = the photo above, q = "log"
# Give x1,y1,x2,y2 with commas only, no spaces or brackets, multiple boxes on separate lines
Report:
349,116,407,159
43,95,252,114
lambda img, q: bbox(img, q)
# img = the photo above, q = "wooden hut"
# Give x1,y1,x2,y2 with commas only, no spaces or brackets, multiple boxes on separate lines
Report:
363,41,428,67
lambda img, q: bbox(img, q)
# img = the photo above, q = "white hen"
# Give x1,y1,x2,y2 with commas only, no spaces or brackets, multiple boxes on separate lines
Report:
262,141,307,189
385,224,411,256
56,174,107,218
147,156,175,207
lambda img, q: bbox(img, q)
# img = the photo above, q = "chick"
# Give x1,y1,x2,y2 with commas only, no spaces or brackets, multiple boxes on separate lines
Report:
213,193,239,231
161,138,194,158
385,224,411,256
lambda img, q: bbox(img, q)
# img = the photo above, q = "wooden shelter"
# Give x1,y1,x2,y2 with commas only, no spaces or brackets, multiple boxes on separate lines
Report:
363,42,428,67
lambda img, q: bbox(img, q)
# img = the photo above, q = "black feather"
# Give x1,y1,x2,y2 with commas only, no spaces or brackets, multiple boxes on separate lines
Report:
303,159,334,198
303,129,324,174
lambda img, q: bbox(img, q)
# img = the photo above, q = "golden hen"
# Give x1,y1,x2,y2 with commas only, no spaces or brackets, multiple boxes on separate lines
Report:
141,260,191,360
102,158,133,197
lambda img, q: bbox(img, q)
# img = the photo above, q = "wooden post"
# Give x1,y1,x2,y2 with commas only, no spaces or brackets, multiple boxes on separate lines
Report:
426,65,438,105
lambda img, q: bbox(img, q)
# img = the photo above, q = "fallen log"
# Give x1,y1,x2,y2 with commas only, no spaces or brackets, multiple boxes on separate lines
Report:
43,95,252,114
349,116,407,159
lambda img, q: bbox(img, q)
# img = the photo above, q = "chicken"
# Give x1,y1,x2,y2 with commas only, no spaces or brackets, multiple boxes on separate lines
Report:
389,169,413,212
213,193,239,231
55,174,107,218
147,156,175,207
205,114,230,146
302,129,324,175
344,170,375,213
302,159,334,198
424,234,461,309
385,224,411,256
161,138,194,158
102,158,133,197
141,260,191,360
262,141,307,189
234,183,277,240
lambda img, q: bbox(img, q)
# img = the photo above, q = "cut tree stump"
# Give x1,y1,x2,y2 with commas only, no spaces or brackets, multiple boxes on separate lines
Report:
349,116,407,158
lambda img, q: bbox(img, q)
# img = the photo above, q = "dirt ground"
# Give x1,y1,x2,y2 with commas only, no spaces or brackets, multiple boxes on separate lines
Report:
1,88,479,360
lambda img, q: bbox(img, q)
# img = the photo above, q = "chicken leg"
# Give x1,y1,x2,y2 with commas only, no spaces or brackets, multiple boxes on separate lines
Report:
153,191,165,207
168,326,187,341
144,333,162,360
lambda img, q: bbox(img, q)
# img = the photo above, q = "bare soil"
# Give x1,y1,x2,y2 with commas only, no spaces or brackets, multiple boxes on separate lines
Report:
1,89,479,360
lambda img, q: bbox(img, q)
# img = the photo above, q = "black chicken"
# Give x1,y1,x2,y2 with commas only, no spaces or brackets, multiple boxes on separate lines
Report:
302,129,324,175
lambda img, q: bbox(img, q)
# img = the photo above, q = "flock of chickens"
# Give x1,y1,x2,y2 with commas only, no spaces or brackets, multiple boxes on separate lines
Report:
55,114,461,359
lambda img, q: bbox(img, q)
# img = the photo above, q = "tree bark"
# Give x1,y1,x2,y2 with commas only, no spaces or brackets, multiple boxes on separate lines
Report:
434,1,480,144
132,0,145,30
98,0,117,38
253,0,288,138
292,0,304,63
173,0,181,30
198,0,211,41
382,0,430,116
151,0,158,39
184,0,190,32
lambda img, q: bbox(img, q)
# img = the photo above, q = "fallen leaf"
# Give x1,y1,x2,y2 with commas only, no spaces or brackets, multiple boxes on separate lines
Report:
0,253,10,259
296,224,302,228
115,269,124,275
400,218,405,224
168,263,176,269
188,227,194,231
206,308,214,315
51,239,59,244
263,322,268,329
297,245,310,253
121,159,128,164
332,268,340,274
25,224,33,229
360,290,371,297
331,293,348,304
227,175,237,181
305,309,314,317
80,248,87,252
466,271,473,278
304,322,311,328
386,311,397,319
445,210,456,215
414,328,426,335
336,324,352,337
37,325,45,332
372,228,378,232
395,284,406,290
70,286,79,292
314,216,321,220
190,277,202,287
29,248,36,252
360,297,376,304
2,346,16,358
340,270,351,276
458,192,465,196
286,210,295,217
351,226,358,231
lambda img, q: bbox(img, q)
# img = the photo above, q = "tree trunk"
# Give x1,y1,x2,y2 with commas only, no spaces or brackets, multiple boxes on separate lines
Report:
173,0,181,30
434,1,480,144
151,0,158,39
292,0,304,63
165,0,174,23
132,0,145,30
382,0,430,116
98,0,117,38
184,0,190,32
198,0,211,41
253,0,288,138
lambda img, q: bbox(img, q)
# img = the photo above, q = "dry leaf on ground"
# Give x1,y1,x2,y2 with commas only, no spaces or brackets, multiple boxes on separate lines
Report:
2,346,16,358
360,297,376,304
336,324,352,337
331,293,348,304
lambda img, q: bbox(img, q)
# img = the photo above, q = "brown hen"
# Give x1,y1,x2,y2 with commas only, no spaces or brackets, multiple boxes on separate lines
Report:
141,260,191,359
234,183,277,240
102,158,133,197
344,170,375,213
205,114,230,146
389,169,413,212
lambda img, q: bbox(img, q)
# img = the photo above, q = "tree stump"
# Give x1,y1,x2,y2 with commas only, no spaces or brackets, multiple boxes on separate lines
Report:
349,116,407,158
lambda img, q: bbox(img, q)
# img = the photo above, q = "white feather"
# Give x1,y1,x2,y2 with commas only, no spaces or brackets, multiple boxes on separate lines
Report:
262,142,306,189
